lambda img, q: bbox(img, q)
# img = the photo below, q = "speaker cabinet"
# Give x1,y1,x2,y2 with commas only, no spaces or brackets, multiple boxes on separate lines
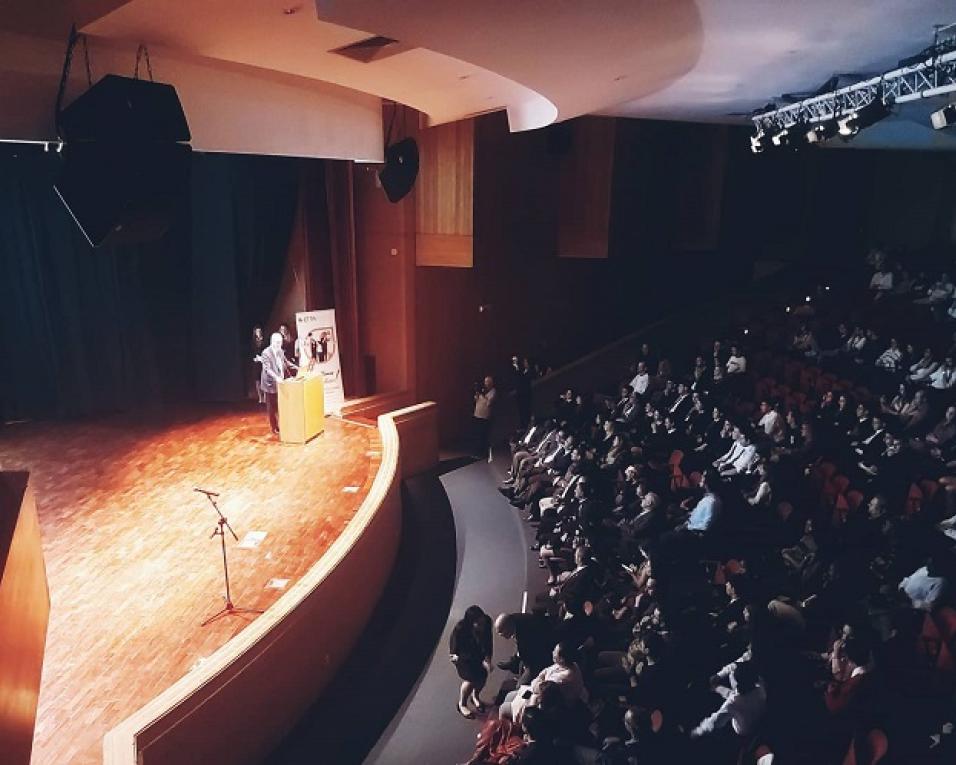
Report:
378,137,419,203
54,75,191,248
58,74,190,143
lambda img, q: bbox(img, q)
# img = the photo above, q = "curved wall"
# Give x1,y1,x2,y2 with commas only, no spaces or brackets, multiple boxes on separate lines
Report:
102,402,437,765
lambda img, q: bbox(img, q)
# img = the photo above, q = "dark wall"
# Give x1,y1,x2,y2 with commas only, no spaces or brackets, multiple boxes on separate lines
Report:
741,143,956,266
415,114,753,442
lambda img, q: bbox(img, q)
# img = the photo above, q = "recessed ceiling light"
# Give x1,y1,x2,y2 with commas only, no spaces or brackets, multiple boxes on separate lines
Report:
282,5,301,15
614,75,627,82
459,74,471,80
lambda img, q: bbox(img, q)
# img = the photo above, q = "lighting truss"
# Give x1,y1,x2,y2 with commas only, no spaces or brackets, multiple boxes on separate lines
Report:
752,36,956,134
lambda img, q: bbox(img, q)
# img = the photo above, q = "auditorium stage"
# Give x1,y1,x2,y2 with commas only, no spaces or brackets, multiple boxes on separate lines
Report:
0,406,380,765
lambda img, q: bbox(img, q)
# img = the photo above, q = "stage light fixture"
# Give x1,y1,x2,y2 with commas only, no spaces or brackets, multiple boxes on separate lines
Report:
771,128,790,147
806,120,838,144
837,97,892,140
931,103,956,130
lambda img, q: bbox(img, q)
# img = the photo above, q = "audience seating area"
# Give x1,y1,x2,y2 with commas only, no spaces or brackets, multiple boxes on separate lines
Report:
463,251,956,765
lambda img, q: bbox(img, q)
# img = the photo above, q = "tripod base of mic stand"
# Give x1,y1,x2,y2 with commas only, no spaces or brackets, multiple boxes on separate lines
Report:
201,598,264,627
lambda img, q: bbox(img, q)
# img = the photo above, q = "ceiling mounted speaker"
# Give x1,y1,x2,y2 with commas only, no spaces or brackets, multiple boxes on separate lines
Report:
54,74,192,247
57,74,190,143
378,137,419,203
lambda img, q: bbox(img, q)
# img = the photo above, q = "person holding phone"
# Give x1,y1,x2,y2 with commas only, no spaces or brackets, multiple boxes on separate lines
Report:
449,605,493,719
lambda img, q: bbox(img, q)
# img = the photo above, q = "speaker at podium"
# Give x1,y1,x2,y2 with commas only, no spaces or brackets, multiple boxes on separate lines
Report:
278,376,325,444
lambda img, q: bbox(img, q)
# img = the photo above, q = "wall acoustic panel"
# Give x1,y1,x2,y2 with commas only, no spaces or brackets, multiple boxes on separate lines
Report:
416,119,474,267
557,117,616,259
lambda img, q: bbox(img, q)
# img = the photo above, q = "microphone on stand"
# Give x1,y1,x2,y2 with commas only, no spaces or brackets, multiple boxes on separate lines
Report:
194,487,220,497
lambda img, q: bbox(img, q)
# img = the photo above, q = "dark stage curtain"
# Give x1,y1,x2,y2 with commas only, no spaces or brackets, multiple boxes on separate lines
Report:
0,147,300,420
0,146,191,419
324,160,362,397
190,153,299,401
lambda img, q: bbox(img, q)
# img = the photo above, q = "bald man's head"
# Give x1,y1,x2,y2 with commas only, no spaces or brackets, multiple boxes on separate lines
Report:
494,613,516,639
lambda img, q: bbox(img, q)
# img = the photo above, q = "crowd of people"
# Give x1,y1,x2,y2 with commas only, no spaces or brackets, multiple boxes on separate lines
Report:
455,251,956,764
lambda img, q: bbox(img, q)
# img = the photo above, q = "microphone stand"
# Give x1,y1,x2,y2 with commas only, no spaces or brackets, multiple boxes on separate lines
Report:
195,488,264,626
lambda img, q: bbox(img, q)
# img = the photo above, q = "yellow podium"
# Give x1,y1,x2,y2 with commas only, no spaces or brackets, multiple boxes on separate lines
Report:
278,376,325,444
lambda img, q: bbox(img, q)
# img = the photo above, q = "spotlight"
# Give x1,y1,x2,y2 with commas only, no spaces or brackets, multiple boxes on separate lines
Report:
786,306,791,313
770,129,788,147
805,295,811,303
750,129,768,154
838,97,892,140
806,120,838,144
930,103,956,130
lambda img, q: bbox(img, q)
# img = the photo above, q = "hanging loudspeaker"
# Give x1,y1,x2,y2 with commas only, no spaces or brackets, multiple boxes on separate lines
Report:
54,74,191,248
377,137,419,203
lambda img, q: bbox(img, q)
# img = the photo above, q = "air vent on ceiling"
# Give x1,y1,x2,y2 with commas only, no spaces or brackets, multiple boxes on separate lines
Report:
330,35,412,63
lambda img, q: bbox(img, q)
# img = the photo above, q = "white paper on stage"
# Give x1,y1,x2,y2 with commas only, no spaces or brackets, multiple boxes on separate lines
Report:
295,308,345,415
238,530,267,549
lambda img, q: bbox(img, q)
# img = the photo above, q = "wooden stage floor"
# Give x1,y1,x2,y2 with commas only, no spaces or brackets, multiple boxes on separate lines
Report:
0,407,380,765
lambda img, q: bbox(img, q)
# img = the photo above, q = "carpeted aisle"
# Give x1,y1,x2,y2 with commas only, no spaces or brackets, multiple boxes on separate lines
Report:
363,454,534,765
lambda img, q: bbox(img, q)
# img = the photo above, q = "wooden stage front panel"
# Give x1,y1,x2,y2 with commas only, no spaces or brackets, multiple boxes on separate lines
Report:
0,408,379,765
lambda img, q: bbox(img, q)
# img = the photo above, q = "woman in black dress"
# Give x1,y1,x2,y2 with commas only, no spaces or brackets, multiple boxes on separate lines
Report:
449,605,493,718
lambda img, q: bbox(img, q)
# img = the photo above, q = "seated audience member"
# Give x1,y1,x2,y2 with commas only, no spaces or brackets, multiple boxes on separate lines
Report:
691,661,766,744
928,356,956,390
911,405,956,458
914,273,954,308
824,635,875,720
908,348,938,383
898,389,930,432
726,346,747,376
746,463,773,507
629,362,650,397
500,642,588,721
718,431,758,477
505,706,562,764
899,558,948,611
880,383,912,421
756,400,784,442
681,472,723,533
792,324,818,358
874,338,903,371
869,265,894,297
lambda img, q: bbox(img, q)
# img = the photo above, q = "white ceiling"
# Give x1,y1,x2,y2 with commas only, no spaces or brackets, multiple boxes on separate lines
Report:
3,0,954,146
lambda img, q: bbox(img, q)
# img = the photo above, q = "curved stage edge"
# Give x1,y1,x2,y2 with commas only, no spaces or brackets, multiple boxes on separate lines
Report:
102,402,439,765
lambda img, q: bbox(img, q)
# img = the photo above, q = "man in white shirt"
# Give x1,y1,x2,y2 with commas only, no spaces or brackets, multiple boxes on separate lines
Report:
900,560,948,610
726,346,747,375
719,432,757,477
869,268,894,294
629,361,650,396
714,428,745,470
756,401,783,441
692,661,766,739
929,357,956,390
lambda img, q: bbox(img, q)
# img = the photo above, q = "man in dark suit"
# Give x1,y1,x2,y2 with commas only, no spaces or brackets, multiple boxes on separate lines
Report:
494,611,555,682
512,355,534,428
259,332,292,436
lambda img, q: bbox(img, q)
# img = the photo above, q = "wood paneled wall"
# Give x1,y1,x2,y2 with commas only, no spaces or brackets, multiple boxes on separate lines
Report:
0,472,49,765
415,119,475,268
557,117,617,259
